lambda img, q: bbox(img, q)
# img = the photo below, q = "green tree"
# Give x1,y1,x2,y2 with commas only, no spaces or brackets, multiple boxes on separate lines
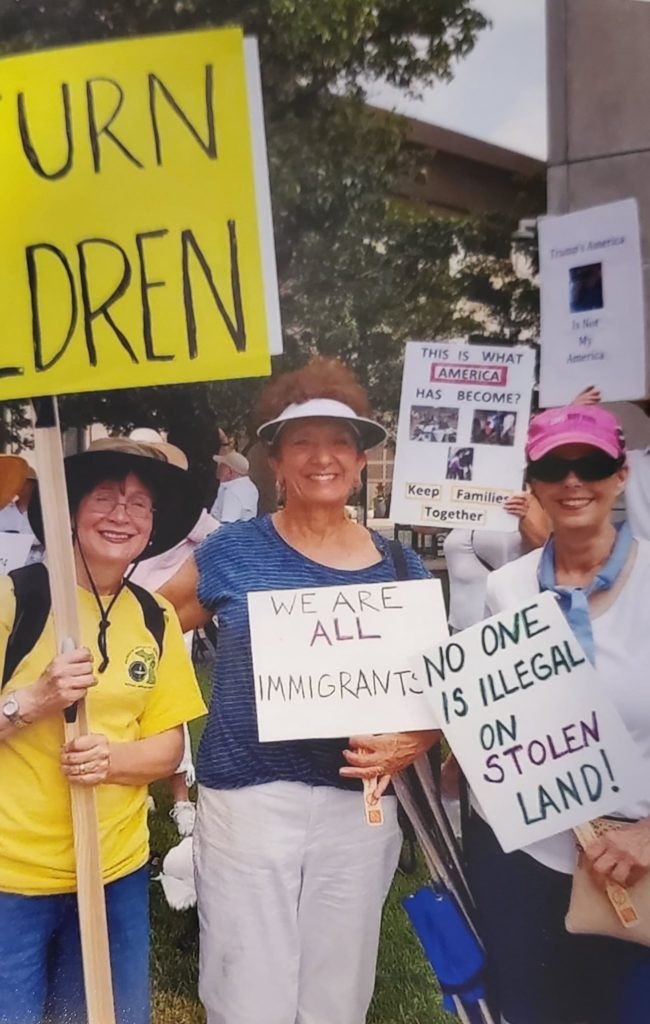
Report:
0,1,541,473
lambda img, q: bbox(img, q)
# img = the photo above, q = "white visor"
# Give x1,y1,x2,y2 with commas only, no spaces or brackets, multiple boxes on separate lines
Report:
257,398,387,451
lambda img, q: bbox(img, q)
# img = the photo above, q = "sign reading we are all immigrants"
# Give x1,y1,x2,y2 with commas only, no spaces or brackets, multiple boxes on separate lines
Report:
0,28,280,400
249,579,447,742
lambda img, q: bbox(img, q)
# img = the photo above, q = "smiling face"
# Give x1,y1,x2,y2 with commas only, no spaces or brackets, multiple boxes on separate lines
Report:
529,443,627,533
271,418,366,509
74,473,154,572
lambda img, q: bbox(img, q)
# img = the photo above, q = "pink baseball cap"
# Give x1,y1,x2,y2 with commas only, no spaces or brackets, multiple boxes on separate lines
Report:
526,405,626,462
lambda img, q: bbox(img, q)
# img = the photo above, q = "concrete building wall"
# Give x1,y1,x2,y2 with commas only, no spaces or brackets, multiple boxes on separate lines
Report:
399,115,544,215
547,0,650,392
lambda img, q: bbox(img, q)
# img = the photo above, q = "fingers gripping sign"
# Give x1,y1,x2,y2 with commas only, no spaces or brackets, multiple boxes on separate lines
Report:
61,734,111,787
37,643,97,718
573,386,603,406
502,492,531,519
343,736,393,826
581,819,650,889
341,730,440,824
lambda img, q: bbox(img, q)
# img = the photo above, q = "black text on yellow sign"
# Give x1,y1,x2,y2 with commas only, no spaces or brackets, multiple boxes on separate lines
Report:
0,28,274,400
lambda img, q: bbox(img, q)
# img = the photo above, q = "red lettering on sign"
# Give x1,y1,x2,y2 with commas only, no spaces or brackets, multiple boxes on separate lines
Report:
430,363,508,386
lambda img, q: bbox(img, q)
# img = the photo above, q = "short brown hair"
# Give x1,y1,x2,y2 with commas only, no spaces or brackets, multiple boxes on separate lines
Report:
254,357,371,429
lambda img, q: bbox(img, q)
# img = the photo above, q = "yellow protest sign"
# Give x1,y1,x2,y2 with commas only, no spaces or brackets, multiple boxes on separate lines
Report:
0,28,278,400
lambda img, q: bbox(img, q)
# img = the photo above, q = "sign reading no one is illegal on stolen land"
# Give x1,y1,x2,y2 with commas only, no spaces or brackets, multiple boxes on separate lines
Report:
0,28,281,401
390,340,536,532
413,593,646,853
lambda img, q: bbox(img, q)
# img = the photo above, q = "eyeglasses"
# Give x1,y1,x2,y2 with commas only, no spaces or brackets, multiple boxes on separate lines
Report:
527,452,624,483
86,493,154,520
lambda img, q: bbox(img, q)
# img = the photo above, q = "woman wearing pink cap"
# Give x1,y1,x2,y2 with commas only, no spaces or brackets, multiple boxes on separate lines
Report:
467,404,650,1024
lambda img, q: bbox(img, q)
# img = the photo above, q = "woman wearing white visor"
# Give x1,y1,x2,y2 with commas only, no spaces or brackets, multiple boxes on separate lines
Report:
163,357,439,1024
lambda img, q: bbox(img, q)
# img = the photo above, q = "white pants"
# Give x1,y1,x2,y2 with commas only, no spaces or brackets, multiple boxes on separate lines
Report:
173,722,195,787
194,781,402,1024
175,631,196,786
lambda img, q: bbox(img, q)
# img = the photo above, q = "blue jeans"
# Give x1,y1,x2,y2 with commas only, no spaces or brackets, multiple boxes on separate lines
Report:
0,866,149,1024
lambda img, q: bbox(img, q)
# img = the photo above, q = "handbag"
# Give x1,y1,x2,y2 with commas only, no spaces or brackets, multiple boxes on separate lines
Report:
565,818,650,946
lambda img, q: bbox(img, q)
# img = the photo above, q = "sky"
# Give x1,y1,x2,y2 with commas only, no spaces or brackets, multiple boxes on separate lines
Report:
369,0,547,159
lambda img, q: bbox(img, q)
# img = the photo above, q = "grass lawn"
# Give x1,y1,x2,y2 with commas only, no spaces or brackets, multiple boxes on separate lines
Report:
149,666,454,1024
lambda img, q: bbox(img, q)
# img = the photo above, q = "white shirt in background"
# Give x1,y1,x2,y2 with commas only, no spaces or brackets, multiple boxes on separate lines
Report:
130,509,218,593
0,502,43,565
210,476,259,524
623,449,650,540
444,528,524,631
482,541,650,874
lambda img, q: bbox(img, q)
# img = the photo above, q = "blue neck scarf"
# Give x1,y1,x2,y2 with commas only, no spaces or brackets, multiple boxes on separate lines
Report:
537,521,633,664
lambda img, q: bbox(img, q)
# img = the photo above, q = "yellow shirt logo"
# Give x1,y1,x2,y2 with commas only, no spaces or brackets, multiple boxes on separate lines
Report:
125,646,158,688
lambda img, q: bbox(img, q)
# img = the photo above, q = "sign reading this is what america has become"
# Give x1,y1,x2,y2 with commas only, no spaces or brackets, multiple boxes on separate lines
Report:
390,340,535,532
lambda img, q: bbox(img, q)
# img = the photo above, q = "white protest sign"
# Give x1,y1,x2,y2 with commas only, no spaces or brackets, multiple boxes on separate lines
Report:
248,578,446,741
390,340,536,532
0,533,32,573
539,199,646,406
414,592,645,853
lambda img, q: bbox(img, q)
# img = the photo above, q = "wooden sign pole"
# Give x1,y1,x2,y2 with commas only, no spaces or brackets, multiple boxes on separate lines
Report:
32,397,116,1024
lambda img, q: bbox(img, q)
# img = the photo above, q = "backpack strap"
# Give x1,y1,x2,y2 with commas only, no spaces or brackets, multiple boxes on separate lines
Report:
1,568,166,692
3,563,51,689
387,539,409,581
124,580,166,658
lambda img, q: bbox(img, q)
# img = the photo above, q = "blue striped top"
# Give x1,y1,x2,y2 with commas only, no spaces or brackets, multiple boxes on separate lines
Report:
195,514,429,791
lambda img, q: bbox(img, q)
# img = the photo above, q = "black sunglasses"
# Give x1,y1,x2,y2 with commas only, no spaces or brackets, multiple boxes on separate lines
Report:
527,452,625,483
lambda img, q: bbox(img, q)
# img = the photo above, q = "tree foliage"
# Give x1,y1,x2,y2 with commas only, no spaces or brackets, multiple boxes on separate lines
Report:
0,0,542,477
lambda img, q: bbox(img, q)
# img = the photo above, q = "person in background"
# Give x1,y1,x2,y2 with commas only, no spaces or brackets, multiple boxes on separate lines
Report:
0,455,28,520
210,450,259,523
0,438,206,1024
128,428,218,837
246,439,279,514
373,483,387,519
443,492,549,633
468,404,650,1024
162,357,438,1024
0,462,43,564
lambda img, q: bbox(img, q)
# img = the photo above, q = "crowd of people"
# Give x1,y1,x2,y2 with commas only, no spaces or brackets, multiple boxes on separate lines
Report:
470,410,516,447
0,360,648,1024
410,407,458,444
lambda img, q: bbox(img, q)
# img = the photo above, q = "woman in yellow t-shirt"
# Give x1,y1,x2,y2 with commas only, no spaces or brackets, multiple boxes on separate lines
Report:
0,438,206,1024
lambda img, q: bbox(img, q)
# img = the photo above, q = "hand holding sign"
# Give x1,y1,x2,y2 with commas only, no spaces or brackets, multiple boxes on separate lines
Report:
414,592,646,853
340,729,440,801
582,819,650,889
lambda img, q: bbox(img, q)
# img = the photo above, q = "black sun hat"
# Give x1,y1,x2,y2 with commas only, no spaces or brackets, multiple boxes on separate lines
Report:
29,438,203,558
